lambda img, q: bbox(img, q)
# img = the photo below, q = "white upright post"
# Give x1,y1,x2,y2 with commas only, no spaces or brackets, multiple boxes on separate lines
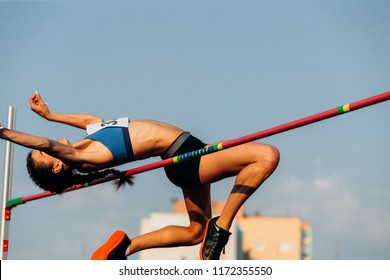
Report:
1,106,16,260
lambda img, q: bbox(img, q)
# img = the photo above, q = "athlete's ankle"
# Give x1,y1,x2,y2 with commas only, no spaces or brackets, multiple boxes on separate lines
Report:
215,218,231,232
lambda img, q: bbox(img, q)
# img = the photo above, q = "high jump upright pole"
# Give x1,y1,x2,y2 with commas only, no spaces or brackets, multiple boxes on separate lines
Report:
1,106,16,260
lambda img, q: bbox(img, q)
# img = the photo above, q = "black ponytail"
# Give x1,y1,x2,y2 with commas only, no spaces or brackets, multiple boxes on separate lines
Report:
70,169,134,190
26,151,134,193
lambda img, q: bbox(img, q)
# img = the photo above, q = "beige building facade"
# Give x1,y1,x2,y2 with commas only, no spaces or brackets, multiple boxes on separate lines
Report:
241,215,312,260
139,200,312,260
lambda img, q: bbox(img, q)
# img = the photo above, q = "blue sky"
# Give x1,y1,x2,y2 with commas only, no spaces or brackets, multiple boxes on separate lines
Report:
0,0,389,260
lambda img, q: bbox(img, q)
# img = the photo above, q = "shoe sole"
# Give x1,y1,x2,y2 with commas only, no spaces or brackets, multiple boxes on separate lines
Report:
199,217,213,260
91,231,126,260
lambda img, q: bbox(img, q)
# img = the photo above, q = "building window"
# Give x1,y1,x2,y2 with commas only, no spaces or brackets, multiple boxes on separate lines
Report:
255,241,266,251
278,241,292,252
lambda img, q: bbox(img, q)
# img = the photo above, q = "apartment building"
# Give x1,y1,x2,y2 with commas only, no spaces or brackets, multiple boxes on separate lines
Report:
139,200,312,260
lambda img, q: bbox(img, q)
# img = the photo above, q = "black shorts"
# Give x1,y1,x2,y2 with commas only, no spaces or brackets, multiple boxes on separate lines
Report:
162,133,206,188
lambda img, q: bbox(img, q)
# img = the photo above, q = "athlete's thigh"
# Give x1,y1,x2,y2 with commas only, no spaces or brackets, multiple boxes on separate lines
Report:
198,142,269,184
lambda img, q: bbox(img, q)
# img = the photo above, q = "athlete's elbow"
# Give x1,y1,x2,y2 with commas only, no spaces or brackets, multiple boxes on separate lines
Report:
40,137,53,150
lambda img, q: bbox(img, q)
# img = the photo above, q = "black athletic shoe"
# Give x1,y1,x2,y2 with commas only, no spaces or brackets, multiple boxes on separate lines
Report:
200,216,231,260
91,231,130,260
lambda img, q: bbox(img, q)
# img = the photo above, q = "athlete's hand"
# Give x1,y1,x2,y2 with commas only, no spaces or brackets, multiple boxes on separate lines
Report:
29,91,50,119
0,123,6,139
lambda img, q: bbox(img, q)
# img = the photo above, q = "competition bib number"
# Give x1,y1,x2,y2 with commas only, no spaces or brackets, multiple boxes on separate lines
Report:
86,117,129,135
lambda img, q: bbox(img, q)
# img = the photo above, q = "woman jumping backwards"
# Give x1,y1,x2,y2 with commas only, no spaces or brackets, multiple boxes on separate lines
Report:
0,91,279,260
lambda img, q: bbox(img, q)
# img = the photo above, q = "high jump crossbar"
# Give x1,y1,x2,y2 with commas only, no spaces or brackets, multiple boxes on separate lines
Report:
6,90,390,209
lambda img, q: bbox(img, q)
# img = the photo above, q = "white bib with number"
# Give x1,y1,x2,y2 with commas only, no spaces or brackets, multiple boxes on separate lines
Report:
86,117,129,135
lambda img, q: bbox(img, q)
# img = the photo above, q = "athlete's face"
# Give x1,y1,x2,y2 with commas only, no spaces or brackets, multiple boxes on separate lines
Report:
30,150,58,166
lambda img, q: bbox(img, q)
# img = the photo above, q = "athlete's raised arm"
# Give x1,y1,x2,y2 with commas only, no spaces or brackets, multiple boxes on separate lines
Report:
0,126,82,161
30,91,103,130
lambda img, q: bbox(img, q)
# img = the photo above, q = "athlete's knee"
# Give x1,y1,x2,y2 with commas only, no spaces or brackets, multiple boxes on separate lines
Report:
251,144,279,172
247,146,278,181
262,144,280,170
186,224,205,245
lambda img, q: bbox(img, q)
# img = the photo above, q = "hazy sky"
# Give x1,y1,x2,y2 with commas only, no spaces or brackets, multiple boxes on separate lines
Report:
1,0,389,260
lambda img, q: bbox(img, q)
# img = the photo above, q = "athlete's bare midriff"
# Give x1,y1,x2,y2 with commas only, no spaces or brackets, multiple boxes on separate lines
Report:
128,120,184,160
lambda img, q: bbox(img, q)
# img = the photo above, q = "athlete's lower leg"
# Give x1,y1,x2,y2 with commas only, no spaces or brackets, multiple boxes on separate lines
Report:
217,150,279,230
128,223,205,255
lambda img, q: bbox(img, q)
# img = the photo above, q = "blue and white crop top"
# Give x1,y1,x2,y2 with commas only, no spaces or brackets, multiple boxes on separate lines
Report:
85,117,135,165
